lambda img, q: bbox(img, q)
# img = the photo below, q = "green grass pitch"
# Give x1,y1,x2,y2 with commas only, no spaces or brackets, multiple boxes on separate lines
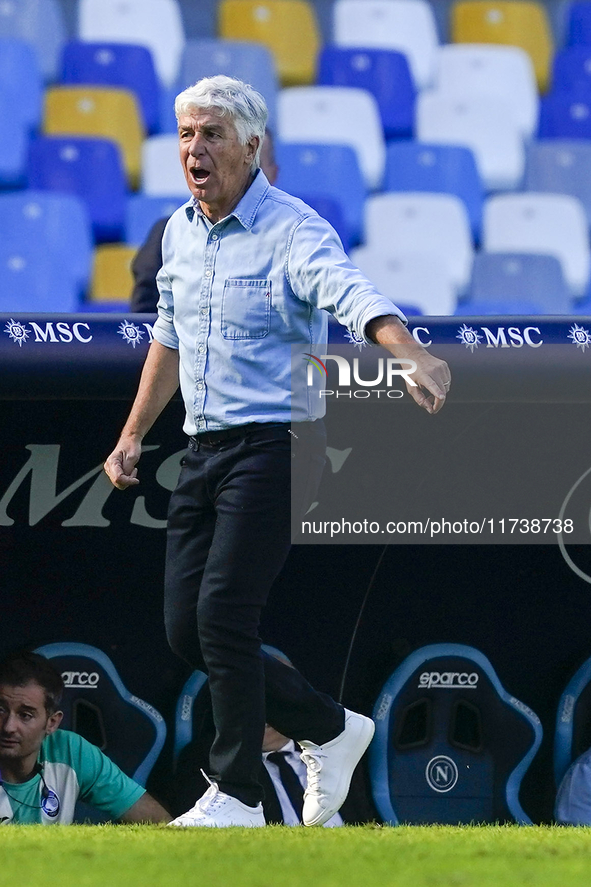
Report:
3,825,591,886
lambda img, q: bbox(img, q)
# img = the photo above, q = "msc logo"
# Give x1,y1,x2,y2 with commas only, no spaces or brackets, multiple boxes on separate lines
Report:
426,755,459,793
418,671,479,689
62,671,99,688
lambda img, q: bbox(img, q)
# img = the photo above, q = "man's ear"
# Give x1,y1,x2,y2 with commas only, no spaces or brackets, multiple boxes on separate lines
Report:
246,135,260,165
45,710,63,736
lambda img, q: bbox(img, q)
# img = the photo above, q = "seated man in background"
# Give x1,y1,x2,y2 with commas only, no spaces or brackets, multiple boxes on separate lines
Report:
0,651,170,825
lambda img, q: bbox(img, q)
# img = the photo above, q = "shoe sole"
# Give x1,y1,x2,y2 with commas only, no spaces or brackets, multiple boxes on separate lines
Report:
303,714,375,826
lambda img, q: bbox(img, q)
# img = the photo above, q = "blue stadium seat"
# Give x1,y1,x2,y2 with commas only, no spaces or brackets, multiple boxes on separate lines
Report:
467,252,572,313
369,644,542,824
383,142,483,241
175,39,279,128
554,654,591,788
0,0,66,81
35,642,166,787
0,38,43,131
125,194,185,245
317,46,415,139
0,91,28,187
173,670,209,765
298,194,352,251
60,41,161,135
28,136,127,242
0,239,79,312
567,1,591,45
274,142,366,245
0,190,93,297
525,140,591,231
552,47,591,93
538,91,591,139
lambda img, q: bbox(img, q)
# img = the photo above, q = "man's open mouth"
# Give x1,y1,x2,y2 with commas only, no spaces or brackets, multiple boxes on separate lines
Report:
191,168,210,184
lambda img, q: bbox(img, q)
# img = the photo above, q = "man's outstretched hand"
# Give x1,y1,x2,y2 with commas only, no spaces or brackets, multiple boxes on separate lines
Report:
103,436,142,489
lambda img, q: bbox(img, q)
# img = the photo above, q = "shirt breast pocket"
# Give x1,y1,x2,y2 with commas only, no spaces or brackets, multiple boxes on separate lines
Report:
221,278,271,340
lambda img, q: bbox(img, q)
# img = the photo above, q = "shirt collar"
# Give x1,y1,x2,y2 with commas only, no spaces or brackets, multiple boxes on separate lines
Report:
184,169,270,229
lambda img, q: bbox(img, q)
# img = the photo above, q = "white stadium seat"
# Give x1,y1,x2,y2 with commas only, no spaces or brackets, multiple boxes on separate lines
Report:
333,0,439,89
417,92,525,191
434,44,539,139
363,192,474,292
278,86,385,190
350,247,458,314
483,193,590,296
142,135,190,197
78,0,185,87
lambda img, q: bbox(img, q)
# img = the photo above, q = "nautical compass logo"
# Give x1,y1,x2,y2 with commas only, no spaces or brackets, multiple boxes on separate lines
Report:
457,324,482,352
567,323,591,352
3,319,30,347
117,320,144,348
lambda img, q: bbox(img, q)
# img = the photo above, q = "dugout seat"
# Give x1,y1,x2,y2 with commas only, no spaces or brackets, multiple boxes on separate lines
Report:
554,654,591,788
369,644,542,824
35,642,166,787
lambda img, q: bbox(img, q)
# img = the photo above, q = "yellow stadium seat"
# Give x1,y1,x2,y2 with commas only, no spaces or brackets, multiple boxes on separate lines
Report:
90,245,136,302
219,0,320,85
43,87,145,188
451,1,553,91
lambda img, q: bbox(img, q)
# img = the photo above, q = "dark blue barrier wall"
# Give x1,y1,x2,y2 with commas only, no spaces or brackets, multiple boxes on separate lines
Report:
1,313,591,820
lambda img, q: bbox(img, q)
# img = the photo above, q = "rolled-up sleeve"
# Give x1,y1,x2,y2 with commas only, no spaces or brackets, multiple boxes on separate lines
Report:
152,222,180,350
286,215,407,344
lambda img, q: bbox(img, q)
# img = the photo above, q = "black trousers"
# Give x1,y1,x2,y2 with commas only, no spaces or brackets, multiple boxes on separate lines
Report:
164,421,345,806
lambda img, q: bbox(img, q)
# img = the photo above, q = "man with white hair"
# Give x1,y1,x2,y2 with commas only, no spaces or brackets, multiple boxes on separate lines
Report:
104,76,450,828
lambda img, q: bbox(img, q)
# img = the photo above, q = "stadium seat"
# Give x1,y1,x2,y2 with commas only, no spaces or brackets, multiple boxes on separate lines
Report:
218,0,320,86
0,239,79,312
483,193,591,296
0,91,28,187
363,193,473,292
455,297,545,315
416,91,525,191
567,1,591,46
317,46,415,140
142,134,190,197
43,86,144,188
369,643,542,824
173,670,209,765
60,42,160,135
538,91,591,140
467,253,572,313
333,0,439,89
0,38,43,131
552,47,591,93
0,191,93,298
35,642,166,786
450,1,553,92
274,142,366,245
78,0,185,89
90,244,136,303
28,136,127,243
350,248,457,314
0,0,66,81
177,39,279,127
297,194,352,251
125,194,185,245
524,140,591,230
434,44,539,138
278,86,385,190
383,142,483,241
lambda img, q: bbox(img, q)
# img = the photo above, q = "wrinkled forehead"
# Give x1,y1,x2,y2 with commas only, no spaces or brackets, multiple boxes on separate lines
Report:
178,106,239,134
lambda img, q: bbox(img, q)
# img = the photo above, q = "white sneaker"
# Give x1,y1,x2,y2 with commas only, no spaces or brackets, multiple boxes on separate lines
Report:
169,781,265,828
299,709,375,827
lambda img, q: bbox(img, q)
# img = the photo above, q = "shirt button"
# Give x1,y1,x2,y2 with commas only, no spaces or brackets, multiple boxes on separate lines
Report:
201,308,207,315
197,382,204,390
198,344,205,353
211,234,218,241
205,269,212,277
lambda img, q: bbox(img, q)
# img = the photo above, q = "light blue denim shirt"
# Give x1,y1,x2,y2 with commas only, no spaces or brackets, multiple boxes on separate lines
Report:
153,170,406,434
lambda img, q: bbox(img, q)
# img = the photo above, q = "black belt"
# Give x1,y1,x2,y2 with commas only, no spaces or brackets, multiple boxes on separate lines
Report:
189,422,287,447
